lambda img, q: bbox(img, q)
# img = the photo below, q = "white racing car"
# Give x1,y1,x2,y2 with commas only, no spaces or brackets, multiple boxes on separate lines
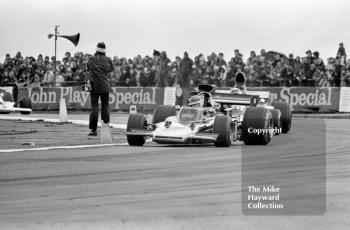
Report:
0,91,32,115
126,72,291,147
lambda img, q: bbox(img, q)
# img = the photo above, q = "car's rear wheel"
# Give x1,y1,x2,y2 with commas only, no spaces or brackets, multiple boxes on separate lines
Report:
213,115,232,147
127,114,147,146
271,101,292,133
270,109,281,135
19,97,32,115
242,107,273,145
152,105,176,124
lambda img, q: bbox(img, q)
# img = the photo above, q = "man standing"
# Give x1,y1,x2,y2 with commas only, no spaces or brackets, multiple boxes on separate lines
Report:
155,51,171,87
179,51,193,88
87,42,114,136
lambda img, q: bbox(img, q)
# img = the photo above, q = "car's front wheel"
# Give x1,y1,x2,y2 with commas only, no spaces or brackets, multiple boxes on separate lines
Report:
127,114,147,146
213,115,232,147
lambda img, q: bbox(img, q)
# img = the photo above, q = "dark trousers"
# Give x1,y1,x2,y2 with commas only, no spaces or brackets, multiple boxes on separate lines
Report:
89,92,110,130
180,72,190,88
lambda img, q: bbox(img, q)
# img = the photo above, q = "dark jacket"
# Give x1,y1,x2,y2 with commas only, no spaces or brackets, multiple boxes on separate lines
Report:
87,53,114,92
179,58,193,75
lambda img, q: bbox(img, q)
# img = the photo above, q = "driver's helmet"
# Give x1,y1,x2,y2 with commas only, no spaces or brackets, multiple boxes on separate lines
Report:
188,95,204,107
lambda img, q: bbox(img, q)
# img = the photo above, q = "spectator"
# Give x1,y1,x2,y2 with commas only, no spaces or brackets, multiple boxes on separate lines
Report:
139,67,149,87
344,71,350,87
128,68,137,86
42,63,55,87
55,70,65,86
175,56,181,69
191,68,201,87
305,64,316,86
1,43,349,89
337,42,346,66
293,56,302,74
231,49,243,68
179,51,193,88
155,51,171,87
28,73,41,88
119,67,130,86
304,50,313,72
217,53,227,67
169,67,180,86
260,49,266,57
247,51,258,67
340,69,348,87
224,66,235,87
280,66,295,87
334,56,343,87
287,54,295,66
313,51,325,70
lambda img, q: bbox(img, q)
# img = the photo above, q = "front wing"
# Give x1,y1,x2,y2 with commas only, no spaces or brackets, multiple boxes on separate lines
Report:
126,129,219,144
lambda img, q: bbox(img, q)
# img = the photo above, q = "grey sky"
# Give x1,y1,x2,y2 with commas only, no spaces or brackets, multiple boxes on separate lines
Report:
1,0,350,60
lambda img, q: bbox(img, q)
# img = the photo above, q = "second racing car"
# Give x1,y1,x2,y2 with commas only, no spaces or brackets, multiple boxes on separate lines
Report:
126,72,291,147
0,91,32,115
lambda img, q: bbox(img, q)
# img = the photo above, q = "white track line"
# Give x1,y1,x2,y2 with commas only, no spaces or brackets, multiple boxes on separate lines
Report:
0,114,129,152
0,143,130,153
0,115,126,129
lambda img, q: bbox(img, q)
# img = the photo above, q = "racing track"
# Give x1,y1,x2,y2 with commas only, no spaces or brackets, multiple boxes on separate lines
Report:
0,118,349,229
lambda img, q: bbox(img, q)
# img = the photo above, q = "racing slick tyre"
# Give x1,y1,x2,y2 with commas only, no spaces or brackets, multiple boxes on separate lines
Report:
152,105,176,124
271,101,292,134
3,92,13,102
242,107,273,145
127,114,147,146
270,109,281,135
213,115,232,147
19,96,32,115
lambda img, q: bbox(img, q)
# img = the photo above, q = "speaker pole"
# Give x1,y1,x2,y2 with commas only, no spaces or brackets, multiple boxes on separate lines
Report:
54,25,59,85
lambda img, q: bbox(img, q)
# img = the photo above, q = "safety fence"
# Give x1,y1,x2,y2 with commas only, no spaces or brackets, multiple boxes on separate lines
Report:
1,86,350,112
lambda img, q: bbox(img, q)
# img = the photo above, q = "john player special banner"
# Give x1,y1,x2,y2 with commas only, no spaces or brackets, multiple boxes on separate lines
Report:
18,87,166,111
18,86,341,112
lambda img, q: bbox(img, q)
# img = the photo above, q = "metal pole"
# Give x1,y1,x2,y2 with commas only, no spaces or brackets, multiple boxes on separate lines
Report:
54,25,59,85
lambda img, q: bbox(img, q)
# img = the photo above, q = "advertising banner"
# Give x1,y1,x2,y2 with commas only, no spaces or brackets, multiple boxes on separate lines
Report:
163,87,177,106
247,87,340,111
18,87,166,111
339,87,350,112
17,86,343,112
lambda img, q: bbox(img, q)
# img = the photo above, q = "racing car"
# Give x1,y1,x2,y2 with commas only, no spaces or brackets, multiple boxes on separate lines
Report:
220,72,292,135
126,72,291,147
0,91,32,115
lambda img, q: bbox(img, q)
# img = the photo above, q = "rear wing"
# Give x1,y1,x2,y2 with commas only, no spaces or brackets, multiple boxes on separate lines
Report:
212,89,259,106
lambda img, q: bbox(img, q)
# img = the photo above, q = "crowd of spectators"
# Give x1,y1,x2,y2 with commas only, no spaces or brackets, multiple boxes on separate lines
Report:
1,43,350,88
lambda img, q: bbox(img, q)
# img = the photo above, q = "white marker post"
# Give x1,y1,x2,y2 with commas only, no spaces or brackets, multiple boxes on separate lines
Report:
100,122,112,144
59,98,68,122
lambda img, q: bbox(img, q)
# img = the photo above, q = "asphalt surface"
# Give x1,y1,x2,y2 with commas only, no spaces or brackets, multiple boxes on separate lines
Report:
0,118,349,229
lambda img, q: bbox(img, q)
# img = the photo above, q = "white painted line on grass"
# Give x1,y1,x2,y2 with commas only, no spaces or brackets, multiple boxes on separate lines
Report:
0,115,127,129
0,143,129,153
